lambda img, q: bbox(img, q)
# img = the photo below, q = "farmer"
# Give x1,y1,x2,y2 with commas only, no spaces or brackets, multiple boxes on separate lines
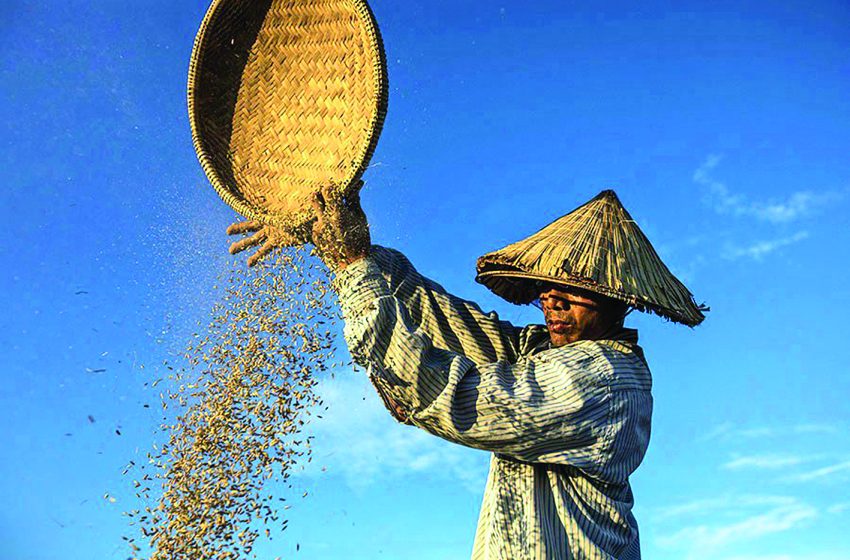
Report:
228,187,705,559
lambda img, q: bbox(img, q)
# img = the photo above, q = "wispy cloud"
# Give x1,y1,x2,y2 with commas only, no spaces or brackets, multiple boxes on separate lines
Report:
793,424,841,435
693,155,841,224
653,494,798,521
827,502,850,515
674,419,848,559
721,554,850,560
701,422,839,442
723,231,809,261
298,372,488,492
782,460,850,484
721,454,817,471
656,495,817,552
719,555,795,560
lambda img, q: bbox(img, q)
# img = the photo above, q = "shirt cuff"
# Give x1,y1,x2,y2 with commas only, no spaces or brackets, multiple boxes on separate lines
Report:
332,255,390,320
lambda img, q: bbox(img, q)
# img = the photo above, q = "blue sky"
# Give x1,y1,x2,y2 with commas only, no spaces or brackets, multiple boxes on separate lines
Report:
2,0,849,558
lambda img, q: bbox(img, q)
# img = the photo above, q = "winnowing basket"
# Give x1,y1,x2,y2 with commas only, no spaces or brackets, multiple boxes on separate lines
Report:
188,0,388,236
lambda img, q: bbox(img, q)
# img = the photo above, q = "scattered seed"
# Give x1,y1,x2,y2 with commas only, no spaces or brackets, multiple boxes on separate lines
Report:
124,247,340,559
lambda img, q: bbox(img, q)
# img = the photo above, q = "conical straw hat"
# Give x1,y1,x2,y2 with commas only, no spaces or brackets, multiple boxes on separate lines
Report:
476,190,706,326
188,0,388,238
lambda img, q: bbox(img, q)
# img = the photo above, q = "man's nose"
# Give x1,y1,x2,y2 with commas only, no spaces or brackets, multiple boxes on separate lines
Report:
541,294,568,310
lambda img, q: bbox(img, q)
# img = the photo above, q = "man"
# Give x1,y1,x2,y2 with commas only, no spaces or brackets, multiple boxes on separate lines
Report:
228,187,706,559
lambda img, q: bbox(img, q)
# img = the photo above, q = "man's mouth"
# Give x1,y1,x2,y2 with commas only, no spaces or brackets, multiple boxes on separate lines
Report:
547,321,573,334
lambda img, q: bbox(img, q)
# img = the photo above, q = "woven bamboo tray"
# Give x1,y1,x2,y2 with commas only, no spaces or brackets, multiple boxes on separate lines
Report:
188,0,388,237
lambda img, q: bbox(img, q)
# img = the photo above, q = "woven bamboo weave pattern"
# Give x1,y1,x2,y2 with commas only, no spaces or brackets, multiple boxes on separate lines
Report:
188,0,387,233
476,190,706,326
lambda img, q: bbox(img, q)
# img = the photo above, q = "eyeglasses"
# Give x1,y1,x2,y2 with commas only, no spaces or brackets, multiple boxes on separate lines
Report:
530,280,555,311
532,292,601,312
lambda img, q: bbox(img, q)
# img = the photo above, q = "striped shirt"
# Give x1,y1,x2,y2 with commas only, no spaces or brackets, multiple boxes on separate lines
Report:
333,246,652,559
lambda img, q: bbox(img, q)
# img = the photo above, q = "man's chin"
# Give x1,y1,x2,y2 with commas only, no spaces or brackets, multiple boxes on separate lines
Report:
548,332,576,347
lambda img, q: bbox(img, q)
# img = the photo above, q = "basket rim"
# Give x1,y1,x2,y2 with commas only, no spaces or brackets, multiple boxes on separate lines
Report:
186,0,389,231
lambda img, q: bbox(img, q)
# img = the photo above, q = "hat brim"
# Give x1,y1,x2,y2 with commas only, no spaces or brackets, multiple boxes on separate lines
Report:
476,268,703,327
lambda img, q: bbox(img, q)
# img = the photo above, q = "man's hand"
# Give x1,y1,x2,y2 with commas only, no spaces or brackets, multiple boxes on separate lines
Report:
226,181,369,269
310,181,370,271
226,220,301,267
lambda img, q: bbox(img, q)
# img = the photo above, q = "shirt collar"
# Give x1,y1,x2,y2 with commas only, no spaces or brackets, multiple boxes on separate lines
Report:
532,327,641,353
603,327,639,345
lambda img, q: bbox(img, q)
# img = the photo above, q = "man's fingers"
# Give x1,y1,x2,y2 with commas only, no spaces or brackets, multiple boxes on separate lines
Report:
310,197,325,232
311,191,325,213
226,220,262,236
229,230,267,255
311,191,327,224
247,240,275,267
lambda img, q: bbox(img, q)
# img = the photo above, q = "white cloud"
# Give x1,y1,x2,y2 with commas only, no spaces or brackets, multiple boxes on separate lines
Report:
719,555,794,560
693,155,841,224
752,192,835,223
656,497,817,552
297,371,489,492
653,494,797,522
700,422,840,442
722,555,850,560
783,460,850,484
673,419,848,559
717,552,850,560
721,454,815,471
793,424,840,435
828,502,850,515
722,554,797,560
699,421,736,441
723,231,809,261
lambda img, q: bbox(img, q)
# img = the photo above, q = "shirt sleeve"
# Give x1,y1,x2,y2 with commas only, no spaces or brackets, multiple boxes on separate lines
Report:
334,255,613,466
362,246,522,365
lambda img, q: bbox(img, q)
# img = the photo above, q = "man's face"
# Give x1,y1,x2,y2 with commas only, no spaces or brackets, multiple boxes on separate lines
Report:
537,284,613,347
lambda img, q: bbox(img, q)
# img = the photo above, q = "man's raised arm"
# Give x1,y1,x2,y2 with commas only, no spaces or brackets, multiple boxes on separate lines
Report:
364,245,521,365
333,256,645,476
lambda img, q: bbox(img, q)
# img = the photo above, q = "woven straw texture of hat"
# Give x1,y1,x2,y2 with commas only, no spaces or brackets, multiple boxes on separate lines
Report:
476,190,706,326
188,0,388,235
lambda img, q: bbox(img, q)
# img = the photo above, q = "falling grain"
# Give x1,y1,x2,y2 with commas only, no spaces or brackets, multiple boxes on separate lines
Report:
125,247,339,559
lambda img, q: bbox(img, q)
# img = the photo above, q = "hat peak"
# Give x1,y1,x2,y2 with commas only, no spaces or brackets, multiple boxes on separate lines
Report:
595,189,622,202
